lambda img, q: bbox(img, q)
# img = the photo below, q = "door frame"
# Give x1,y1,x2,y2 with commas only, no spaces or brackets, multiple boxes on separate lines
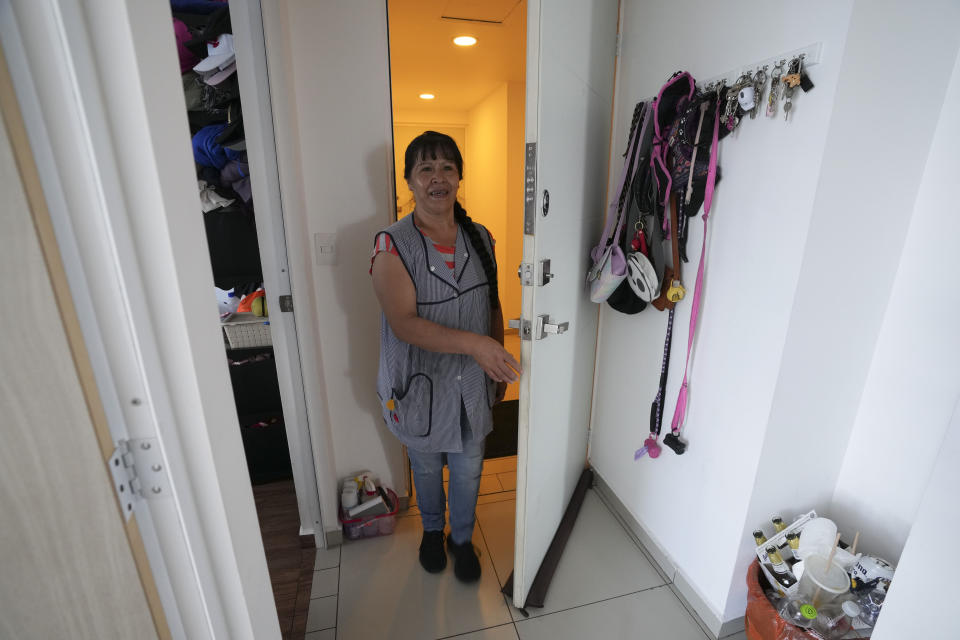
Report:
231,0,328,545
1,0,303,637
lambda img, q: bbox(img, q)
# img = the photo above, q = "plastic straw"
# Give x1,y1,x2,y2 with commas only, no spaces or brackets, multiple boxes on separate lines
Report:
813,586,822,609
850,531,860,555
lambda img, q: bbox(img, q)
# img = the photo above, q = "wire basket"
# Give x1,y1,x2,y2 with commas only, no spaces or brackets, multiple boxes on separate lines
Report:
222,315,272,349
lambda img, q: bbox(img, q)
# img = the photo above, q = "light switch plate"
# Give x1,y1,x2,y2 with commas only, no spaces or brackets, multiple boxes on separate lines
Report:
315,233,337,265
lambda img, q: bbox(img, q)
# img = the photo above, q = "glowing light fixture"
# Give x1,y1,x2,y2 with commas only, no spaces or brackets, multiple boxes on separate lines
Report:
419,93,435,100
453,35,477,47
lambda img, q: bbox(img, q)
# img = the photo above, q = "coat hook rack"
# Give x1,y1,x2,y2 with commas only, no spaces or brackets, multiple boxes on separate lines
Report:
700,42,823,89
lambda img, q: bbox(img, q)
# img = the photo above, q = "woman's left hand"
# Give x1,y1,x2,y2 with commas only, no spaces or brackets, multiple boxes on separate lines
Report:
495,381,508,404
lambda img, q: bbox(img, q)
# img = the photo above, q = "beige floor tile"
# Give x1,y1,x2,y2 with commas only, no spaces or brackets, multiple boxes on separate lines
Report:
336,514,512,640
476,499,516,588
506,490,666,620
477,490,516,506
304,630,336,640
311,567,338,599
479,474,504,495
497,472,517,491
482,456,518,476
514,587,708,640
451,623,521,640
314,545,341,570
305,595,337,633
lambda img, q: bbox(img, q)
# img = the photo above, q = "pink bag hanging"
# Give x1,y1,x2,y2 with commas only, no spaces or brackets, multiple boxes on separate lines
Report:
587,102,649,302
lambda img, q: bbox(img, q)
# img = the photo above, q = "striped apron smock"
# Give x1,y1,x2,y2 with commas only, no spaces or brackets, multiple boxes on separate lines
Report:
375,214,497,453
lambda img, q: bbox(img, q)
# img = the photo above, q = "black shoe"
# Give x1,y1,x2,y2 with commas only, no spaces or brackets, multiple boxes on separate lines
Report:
419,530,447,573
447,536,481,583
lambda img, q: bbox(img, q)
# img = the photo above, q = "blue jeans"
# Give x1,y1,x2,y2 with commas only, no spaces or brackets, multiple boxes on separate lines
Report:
407,405,485,545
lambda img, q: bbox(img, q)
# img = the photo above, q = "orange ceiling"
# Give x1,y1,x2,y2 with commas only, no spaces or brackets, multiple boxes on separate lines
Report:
388,0,526,113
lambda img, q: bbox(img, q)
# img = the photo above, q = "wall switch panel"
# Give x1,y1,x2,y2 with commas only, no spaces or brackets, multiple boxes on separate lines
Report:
315,233,337,265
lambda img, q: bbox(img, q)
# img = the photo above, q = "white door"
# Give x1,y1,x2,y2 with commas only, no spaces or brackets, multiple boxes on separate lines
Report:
512,0,620,609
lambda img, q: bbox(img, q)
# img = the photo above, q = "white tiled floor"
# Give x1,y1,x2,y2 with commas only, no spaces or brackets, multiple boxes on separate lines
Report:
318,456,738,639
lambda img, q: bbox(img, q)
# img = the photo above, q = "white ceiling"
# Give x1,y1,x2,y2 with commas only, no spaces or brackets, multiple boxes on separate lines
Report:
388,0,526,113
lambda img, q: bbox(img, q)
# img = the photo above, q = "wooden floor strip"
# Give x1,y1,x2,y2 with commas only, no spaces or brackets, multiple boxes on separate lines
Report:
253,479,316,640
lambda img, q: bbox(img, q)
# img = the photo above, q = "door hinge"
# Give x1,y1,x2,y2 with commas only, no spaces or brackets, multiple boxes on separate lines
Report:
523,142,537,235
517,259,554,287
108,438,170,521
279,294,294,312
508,315,569,341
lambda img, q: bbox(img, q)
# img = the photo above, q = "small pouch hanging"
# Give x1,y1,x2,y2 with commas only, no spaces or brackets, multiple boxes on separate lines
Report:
626,251,658,302
588,102,648,302
589,244,628,303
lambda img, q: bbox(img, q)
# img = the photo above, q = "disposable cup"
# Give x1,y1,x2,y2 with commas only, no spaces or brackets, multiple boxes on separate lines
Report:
797,553,849,605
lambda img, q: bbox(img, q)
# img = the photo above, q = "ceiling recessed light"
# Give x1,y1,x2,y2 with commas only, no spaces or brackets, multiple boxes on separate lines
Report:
453,36,477,47
419,93,435,100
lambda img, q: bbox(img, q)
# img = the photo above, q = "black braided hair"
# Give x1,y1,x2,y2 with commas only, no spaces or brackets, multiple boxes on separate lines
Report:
404,131,500,309
454,202,499,309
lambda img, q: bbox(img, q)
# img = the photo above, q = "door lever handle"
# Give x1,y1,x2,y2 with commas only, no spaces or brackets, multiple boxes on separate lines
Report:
510,316,568,340
542,320,569,335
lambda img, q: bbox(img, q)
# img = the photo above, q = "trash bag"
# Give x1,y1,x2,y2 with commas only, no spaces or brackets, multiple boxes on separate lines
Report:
745,560,818,640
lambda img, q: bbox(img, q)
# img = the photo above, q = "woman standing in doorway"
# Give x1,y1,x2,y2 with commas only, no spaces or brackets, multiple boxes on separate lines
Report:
371,131,521,582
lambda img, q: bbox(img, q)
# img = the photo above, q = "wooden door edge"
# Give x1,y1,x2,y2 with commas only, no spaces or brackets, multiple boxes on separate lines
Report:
0,40,173,640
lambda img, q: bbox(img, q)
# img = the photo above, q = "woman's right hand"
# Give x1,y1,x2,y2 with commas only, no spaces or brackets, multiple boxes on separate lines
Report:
469,335,522,383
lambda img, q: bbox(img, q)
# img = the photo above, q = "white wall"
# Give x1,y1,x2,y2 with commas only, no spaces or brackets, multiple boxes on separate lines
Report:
261,0,405,520
591,0,853,625
871,398,960,639
504,80,526,326
589,0,960,630
736,0,960,620
465,83,509,269
831,47,960,565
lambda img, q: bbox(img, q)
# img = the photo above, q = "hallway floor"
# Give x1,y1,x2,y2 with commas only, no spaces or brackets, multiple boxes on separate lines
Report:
304,457,750,640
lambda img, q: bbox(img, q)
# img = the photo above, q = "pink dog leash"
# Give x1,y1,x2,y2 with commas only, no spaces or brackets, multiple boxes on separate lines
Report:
664,98,721,455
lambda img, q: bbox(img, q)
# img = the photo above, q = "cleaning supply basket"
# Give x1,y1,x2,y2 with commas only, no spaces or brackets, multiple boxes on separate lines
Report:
339,488,399,540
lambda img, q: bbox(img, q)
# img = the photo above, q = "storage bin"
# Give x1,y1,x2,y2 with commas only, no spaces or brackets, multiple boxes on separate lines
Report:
339,489,399,540
222,313,272,348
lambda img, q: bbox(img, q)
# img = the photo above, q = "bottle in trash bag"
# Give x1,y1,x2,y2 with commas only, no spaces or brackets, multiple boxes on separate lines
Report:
812,600,861,639
785,532,801,565
855,586,886,626
753,530,768,546
765,546,797,589
771,516,789,549
778,597,817,629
